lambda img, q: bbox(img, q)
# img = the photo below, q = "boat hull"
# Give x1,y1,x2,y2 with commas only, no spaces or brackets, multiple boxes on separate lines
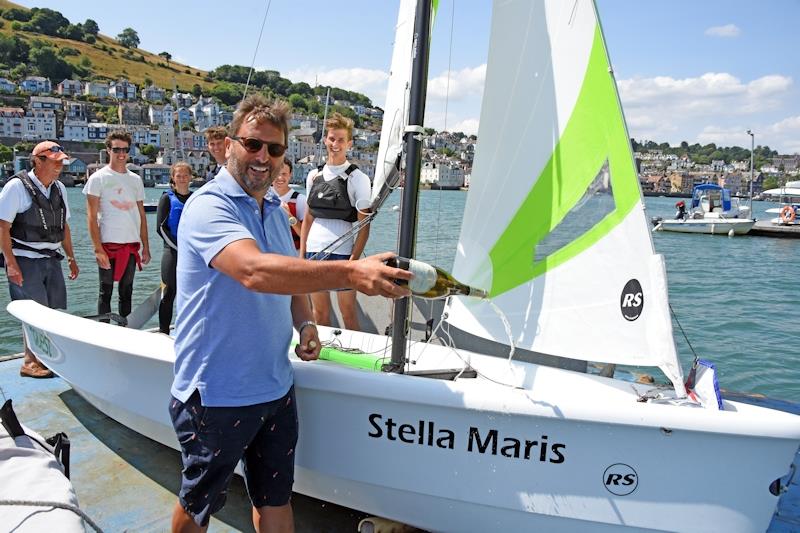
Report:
657,218,755,234
8,300,800,533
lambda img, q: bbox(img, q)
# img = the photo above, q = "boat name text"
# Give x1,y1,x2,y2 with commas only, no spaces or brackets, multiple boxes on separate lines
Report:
368,414,566,463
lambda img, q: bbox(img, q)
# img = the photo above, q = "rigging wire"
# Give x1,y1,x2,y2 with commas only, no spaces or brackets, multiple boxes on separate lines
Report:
669,303,699,363
241,0,273,101
432,0,456,268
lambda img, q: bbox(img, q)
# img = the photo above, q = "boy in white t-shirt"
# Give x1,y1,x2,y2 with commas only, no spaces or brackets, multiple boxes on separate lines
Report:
84,131,150,320
299,113,371,331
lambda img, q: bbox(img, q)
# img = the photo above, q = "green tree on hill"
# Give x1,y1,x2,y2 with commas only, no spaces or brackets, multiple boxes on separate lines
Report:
83,18,99,35
158,51,172,66
117,28,140,49
28,8,69,36
29,45,72,80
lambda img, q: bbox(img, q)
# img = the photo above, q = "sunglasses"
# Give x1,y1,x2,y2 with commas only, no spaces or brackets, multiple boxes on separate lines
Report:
230,136,286,157
42,145,65,154
110,146,130,154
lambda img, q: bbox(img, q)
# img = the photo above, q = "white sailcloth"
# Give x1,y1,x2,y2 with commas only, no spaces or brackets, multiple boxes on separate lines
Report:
370,0,417,205
446,0,685,394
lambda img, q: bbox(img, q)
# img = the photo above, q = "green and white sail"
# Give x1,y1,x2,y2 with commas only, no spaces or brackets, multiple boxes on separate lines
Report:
446,0,685,394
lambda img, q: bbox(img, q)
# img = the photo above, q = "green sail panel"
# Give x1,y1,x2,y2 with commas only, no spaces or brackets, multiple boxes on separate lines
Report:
488,25,640,297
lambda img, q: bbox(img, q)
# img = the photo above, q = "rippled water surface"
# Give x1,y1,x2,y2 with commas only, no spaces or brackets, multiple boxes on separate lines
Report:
1,189,797,401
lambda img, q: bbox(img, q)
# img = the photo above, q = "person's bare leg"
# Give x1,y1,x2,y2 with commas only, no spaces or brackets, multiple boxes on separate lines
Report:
309,291,332,326
337,289,360,331
171,501,206,533
253,503,294,533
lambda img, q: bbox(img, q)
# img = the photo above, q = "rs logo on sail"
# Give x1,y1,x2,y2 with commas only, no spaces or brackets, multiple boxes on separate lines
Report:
620,279,644,321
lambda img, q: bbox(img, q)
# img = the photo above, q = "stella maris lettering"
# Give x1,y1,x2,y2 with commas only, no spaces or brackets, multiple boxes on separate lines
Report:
368,413,455,449
368,414,567,464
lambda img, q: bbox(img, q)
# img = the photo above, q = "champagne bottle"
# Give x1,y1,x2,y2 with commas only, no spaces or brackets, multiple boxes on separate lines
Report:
386,257,488,299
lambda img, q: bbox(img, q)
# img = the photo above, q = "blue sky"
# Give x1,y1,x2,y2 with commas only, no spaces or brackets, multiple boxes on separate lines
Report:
18,1,800,153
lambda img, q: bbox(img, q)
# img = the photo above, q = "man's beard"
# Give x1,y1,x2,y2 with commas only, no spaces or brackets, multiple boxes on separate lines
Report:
227,155,277,194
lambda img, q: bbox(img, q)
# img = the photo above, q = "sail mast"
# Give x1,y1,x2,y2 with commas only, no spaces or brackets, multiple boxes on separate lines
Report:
386,0,433,373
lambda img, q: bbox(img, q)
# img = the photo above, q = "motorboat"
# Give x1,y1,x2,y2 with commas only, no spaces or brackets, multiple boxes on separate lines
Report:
652,184,755,235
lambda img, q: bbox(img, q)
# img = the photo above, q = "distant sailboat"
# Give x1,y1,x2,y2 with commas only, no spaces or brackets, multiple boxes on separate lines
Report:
8,1,800,531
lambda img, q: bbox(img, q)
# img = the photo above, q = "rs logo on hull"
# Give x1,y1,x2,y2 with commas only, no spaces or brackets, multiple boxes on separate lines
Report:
603,463,638,496
620,279,643,321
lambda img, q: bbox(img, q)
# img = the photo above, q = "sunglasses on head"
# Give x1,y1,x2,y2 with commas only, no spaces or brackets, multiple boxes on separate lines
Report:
43,145,65,154
230,136,286,157
110,146,130,154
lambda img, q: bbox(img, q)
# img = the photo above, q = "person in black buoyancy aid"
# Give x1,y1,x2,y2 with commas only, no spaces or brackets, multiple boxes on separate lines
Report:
156,162,193,333
0,141,80,378
299,113,372,331
271,159,306,252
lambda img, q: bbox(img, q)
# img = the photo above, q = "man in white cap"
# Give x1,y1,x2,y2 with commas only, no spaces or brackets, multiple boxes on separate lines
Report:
0,141,80,378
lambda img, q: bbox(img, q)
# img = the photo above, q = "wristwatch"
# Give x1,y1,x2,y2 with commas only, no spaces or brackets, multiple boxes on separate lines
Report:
288,216,298,226
298,320,317,335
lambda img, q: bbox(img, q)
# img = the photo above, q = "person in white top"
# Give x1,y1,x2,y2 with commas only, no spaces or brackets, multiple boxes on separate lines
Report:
0,141,79,378
299,113,371,330
84,130,151,321
270,159,307,252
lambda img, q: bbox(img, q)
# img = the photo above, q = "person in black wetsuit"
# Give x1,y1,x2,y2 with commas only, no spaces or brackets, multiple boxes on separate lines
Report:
155,161,193,333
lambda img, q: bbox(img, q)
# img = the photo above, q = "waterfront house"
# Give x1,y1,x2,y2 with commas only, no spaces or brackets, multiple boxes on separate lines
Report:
20,76,52,94
141,85,166,103
64,100,88,121
118,102,148,125
29,96,62,111
63,157,87,178
421,161,465,189
62,119,89,142
0,107,25,138
0,78,16,94
84,81,110,98
57,79,83,97
148,104,175,128
141,163,171,185
22,110,56,140
175,107,192,127
87,122,109,142
171,92,194,108
185,150,210,175
110,78,137,100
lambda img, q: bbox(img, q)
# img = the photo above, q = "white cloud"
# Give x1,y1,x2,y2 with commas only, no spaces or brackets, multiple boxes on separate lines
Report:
767,116,800,154
618,73,794,147
282,66,389,105
704,24,741,37
696,126,754,147
427,64,487,101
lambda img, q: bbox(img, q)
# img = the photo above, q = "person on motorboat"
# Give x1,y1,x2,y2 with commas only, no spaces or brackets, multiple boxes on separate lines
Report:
674,200,687,220
168,94,411,532
270,159,306,252
0,141,80,378
155,162,193,334
299,112,372,331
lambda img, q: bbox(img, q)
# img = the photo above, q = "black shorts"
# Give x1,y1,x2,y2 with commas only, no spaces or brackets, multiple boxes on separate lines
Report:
168,386,298,526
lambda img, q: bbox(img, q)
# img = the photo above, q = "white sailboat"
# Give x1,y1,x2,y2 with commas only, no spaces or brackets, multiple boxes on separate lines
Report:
7,1,800,532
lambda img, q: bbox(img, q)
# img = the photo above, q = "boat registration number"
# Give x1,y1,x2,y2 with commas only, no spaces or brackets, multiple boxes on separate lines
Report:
24,325,63,363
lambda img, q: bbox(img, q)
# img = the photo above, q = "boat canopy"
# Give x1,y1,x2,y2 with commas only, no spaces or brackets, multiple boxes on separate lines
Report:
691,184,731,211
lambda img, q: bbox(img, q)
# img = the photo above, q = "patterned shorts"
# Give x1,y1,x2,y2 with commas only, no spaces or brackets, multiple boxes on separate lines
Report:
168,386,298,526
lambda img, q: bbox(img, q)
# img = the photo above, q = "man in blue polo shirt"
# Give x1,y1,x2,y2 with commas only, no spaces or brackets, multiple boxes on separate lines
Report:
169,94,410,533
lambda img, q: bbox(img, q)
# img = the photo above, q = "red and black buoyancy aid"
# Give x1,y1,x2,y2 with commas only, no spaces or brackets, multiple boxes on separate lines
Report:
307,164,359,223
286,191,301,249
9,171,66,248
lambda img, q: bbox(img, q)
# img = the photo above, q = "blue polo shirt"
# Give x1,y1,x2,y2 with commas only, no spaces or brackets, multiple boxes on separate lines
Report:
171,167,296,407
